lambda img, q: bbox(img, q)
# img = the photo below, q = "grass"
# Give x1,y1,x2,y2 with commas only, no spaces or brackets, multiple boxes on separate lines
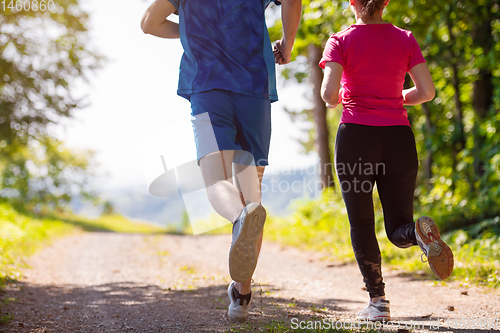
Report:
225,319,382,333
0,203,165,288
179,265,198,274
262,189,500,289
0,297,15,324
264,191,354,263
47,212,166,234
178,187,500,288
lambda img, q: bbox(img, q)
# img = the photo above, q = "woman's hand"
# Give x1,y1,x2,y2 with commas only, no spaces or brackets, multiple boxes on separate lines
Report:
403,63,435,105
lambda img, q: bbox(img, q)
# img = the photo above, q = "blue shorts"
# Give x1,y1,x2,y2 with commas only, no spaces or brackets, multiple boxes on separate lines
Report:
190,90,271,166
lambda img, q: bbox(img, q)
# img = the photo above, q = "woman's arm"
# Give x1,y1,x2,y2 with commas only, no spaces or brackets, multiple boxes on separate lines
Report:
403,63,436,105
141,0,180,39
321,62,344,108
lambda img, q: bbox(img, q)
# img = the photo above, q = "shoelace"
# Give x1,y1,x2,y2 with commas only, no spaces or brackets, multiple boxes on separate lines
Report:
427,232,442,252
417,237,429,262
418,220,442,262
418,231,443,262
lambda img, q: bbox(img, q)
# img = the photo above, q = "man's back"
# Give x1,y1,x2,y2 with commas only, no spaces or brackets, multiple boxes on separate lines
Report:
170,0,279,101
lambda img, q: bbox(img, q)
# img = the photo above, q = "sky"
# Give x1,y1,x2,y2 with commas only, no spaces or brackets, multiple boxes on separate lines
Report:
59,0,319,191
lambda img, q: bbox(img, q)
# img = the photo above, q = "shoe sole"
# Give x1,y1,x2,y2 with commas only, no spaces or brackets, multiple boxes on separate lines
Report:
416,216,454,279
229,204,266,283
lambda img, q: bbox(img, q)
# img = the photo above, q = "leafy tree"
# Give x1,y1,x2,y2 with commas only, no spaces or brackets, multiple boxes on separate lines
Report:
387,0,500,229
0,1,103,210
0,137,98,211
270,0,500,229
269,0,353,189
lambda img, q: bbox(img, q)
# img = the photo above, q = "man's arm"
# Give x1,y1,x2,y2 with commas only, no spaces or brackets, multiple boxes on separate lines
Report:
273,0,302,65
141,0,180,39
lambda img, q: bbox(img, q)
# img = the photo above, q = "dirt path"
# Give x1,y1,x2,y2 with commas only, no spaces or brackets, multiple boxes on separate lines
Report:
1,232,499,332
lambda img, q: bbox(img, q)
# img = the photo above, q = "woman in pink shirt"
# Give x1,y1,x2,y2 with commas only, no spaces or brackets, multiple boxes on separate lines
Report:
320,0,454,321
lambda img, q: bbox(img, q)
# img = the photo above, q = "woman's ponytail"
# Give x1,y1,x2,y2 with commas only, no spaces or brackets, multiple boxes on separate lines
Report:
360,0,385,17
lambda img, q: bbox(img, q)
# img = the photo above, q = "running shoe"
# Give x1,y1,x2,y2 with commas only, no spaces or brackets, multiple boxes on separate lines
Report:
229,203,266,283
415,216,454,279
356,299,391,321
227,281,252,321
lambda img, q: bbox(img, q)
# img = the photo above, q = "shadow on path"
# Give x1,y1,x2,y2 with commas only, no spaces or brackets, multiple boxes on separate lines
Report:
0,281,360,333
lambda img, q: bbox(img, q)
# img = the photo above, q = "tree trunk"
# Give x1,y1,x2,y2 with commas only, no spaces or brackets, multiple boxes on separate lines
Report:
405,73,434,181
471,17,494,179
446,21,467,153
421,103,433,180
308,44,334,189
472,69,493,179
450,62,466,151
444,18,468,193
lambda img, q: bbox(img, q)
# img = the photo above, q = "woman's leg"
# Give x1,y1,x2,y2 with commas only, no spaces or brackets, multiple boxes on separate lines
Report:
335,123,385,298
375,126,419,248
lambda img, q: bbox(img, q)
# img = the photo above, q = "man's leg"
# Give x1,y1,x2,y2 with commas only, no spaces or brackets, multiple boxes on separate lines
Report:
199,150,265,288
219,91,269,320
199,150,244,223
232,164,265,294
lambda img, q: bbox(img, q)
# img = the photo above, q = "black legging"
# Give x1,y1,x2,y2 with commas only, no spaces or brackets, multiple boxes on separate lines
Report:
335,123,419,298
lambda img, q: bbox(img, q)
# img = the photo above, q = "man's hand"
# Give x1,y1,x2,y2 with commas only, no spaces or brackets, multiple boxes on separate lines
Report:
273,39,292,65
274,0,301,65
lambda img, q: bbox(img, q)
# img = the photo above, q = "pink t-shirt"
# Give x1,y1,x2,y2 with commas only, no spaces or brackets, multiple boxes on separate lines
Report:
319,24,426,127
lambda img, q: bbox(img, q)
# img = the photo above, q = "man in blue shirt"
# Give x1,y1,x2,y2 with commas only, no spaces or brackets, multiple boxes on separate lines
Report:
141,0,301,321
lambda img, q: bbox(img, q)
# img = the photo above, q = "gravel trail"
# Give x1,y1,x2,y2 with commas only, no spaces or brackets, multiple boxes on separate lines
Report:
1,232,499,332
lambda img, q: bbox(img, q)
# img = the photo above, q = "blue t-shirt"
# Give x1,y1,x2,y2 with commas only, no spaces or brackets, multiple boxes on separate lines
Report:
167,0,280,102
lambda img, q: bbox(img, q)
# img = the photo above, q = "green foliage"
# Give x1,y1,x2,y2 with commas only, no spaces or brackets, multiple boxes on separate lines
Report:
0,0,103,211
0,137,98,211
0,312,14,324
0,203,73,286
226,318,380,333
266,188,354,262
0,0,103,147
386,0,500,231
0,296,15,324
378,223,500,288
270,0,500,230
54,213,166,234
269,0,353,57
265,191,500,288
445,227,500,288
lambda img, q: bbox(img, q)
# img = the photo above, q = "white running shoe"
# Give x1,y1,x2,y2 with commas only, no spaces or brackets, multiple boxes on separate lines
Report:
415,216,454,280
228,203,266,283
227,281,252,321
356,299,391,321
